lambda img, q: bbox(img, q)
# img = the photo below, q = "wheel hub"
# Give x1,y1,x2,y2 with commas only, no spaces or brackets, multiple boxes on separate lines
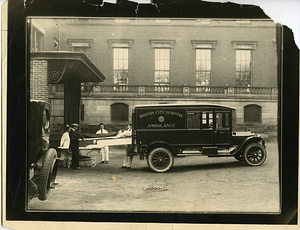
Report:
148,148,174,172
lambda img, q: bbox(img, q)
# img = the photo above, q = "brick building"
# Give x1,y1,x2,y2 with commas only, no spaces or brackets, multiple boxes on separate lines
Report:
29,17,278,130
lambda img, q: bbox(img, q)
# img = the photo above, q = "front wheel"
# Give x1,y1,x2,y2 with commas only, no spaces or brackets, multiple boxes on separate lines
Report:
147,148,174,173
243,143,267,166
37,148,58,200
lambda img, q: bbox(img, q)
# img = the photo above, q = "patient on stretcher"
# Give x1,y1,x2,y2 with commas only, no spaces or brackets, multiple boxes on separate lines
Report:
116,127,132,138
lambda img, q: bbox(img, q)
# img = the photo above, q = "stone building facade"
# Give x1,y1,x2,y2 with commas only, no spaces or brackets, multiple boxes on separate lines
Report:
29,18,278,128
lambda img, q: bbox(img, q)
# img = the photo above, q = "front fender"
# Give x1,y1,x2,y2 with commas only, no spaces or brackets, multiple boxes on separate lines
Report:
235,136,265,154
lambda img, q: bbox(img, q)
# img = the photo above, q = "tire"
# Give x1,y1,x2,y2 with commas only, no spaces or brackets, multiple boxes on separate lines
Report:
37,148,58,200
147,148,174,173
67,158,72,168
243,143,267,166
90,156,97,167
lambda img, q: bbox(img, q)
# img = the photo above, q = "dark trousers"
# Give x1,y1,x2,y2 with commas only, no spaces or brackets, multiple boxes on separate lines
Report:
126,144,134,154
71,148,80,167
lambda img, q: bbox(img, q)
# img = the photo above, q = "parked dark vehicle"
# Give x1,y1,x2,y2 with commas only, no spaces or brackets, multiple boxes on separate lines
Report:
132,103,267,173
28,101,58,200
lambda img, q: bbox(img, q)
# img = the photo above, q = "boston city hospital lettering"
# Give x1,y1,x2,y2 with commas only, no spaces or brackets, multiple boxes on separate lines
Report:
138,110,184,129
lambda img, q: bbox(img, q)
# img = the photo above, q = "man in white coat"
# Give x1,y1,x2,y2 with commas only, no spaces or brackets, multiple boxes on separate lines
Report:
94,123,109,164
60,125,71,148
120,124,134,169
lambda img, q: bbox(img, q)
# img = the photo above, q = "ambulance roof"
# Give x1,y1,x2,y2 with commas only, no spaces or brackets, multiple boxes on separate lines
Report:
134,103,235,110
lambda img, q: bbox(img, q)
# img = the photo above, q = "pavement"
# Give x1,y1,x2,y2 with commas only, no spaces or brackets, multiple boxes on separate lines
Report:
28,143,280,213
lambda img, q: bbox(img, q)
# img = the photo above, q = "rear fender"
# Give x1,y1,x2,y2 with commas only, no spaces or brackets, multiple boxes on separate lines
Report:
146,141,175,155
235,136,265,154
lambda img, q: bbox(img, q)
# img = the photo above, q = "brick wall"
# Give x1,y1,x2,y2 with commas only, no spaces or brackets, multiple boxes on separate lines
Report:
30,59,49,101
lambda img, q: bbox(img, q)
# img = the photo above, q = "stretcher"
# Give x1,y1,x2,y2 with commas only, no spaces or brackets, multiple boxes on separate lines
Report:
57,136,132,167
84,136,132,146
57,146,102,168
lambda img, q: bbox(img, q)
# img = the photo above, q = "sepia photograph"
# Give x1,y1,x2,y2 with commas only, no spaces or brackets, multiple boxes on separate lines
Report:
27,17,279,213
2,0,299,228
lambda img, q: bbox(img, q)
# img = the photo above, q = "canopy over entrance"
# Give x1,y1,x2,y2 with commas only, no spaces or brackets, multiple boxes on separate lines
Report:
31,51,106,83
31,51,106,127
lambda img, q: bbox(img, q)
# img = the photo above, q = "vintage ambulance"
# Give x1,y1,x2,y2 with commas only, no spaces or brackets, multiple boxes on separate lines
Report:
132,103,267,173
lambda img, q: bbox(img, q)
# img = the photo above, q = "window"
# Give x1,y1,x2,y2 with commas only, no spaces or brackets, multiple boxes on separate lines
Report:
149,40,175,86
244,104,262,123
155,49,170,85
108,39,134,86
113,48,129,85
236,50,251,86
202,112,213,129
187,112,200,129
215,112,230,129
111,103,129,122
196,49,211,86
232,41,257,86
31,26,44,51
191,41,217,86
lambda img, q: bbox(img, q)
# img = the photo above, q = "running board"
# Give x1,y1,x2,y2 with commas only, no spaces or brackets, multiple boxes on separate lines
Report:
177,153,203,156
181,150,202,154
179,147,236,156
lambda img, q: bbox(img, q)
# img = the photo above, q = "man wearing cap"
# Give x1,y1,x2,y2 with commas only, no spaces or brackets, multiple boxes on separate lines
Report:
69,123,84,170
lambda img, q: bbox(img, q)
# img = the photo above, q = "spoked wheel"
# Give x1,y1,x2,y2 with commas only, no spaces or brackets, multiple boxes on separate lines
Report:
90,156,97,167
87,151,97,167
67,157,72,168
243,143,267,166
37,148,58,200
147,148,174,173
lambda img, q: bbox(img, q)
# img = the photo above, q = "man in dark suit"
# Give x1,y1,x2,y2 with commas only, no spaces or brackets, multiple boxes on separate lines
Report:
69,123,83,170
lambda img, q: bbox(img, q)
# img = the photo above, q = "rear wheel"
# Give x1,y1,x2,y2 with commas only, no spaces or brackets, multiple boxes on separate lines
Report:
37,148,58,200
147,148,174,173
243,143,267,166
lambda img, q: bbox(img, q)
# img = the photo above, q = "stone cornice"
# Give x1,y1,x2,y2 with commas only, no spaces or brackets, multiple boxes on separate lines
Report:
107,39,134,48
149,39,176,49
191,40,217,49
231,41,258,50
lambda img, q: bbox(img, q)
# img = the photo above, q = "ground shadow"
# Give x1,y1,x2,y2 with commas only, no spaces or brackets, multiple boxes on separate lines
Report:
131,159,245,173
